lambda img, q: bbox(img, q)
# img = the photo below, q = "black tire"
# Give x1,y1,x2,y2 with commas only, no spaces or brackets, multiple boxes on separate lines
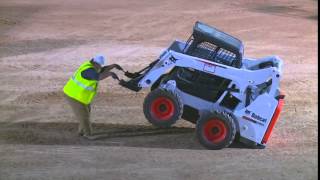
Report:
196,111,236,150
143,88,183,128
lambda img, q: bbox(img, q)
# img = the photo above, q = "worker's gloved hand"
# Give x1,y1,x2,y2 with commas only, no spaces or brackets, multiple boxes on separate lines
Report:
100,66,108,73
110,72,120,80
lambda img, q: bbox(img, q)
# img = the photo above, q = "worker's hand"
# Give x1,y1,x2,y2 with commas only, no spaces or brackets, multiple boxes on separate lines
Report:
101,66,108,73
110,72,120,80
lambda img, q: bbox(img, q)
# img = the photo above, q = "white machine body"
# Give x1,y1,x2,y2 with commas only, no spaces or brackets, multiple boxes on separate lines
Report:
136,40,284,145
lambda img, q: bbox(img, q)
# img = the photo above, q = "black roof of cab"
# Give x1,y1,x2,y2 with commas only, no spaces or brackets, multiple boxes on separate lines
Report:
192,21,244,65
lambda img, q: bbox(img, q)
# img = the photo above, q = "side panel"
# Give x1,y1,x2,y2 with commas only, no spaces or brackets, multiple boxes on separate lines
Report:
177,89,213,111
234,94,278,143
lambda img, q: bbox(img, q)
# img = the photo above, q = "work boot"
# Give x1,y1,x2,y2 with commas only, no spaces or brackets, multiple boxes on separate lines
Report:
79,133,99,140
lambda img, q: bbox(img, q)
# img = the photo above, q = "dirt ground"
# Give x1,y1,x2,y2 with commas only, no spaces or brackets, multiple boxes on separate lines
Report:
0,0,318,179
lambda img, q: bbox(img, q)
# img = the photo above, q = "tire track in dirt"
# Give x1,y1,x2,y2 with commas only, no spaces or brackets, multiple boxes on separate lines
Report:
0,122,196,148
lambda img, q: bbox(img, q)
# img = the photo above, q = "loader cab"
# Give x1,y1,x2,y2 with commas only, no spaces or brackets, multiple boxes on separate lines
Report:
164,22,244,107
184,21,244,68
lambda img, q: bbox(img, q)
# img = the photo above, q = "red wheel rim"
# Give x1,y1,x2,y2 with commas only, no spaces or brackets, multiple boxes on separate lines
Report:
151,97,175,121
203,119,227,143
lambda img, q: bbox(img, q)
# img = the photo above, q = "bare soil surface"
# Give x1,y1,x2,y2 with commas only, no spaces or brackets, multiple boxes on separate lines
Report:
0,0,318,179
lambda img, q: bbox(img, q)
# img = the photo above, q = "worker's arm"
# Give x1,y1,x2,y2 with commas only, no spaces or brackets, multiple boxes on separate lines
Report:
98,71,119,81
101,64,123,72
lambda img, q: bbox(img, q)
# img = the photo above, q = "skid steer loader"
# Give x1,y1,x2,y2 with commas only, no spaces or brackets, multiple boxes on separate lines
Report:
119,21,285,150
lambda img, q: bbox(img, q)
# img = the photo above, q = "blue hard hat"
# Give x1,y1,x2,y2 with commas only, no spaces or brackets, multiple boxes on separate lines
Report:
93,54,106,66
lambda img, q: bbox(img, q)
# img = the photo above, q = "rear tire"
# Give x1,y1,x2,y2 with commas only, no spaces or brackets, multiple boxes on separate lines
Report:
143,88,183,128
196,111,236,150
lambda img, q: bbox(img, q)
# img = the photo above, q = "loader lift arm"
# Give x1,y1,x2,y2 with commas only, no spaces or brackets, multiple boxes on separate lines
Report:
119,59,159,92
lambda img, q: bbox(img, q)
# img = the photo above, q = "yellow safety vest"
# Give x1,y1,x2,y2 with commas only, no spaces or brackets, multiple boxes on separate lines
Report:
63,61,98,105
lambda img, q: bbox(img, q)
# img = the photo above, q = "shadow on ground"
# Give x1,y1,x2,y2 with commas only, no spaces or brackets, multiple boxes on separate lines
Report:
0,122,250,150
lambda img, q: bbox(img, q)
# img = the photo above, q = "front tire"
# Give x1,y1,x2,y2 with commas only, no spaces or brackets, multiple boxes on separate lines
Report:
196,111,236,150
143,88,183,128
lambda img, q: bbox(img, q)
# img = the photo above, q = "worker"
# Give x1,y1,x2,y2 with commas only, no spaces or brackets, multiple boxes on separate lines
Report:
63,55,122,139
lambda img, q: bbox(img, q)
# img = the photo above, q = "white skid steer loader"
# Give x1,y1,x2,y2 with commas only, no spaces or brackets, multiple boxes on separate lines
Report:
119,21,285,150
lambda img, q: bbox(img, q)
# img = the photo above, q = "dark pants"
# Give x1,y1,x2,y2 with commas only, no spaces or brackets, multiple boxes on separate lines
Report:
64,94,92,136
